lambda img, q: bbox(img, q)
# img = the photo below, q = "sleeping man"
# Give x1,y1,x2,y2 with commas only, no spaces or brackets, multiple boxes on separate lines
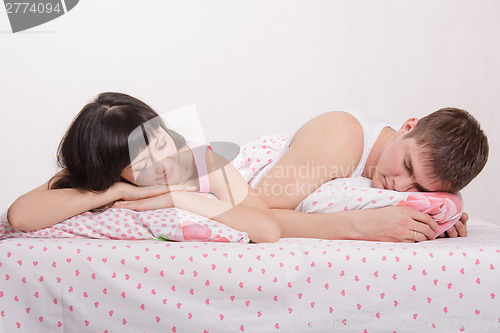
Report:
246,108,488,242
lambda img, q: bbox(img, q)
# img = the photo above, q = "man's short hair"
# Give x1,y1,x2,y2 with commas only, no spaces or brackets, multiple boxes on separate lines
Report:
405,107,488,192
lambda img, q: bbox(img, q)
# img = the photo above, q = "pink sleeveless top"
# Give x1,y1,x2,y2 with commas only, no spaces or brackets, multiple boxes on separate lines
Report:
185,142,211,193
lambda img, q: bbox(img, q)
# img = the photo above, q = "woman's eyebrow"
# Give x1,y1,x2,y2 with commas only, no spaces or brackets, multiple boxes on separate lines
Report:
154,135,164,148
131,157,147,168
132,135,164,168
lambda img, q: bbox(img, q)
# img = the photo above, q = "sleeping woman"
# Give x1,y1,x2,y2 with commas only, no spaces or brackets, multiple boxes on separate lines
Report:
6,92,280,243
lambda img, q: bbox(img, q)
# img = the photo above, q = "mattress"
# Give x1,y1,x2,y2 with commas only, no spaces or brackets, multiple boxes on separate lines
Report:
1,219,499,332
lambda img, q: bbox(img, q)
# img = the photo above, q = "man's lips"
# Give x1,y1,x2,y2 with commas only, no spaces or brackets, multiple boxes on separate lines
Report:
384,177,391,190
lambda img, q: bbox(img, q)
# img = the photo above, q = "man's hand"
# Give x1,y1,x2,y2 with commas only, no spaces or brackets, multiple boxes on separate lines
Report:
352,206,439,243
437,212,468,238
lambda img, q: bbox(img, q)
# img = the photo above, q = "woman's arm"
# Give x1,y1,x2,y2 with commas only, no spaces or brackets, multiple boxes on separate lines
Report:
192,150,280,243
114,152,281,243
7,171,174,231
169,188,281,243
7,184,119,231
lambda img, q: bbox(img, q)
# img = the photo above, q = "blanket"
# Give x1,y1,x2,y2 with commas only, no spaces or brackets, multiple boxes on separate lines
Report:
0,208,249,243
235,135,462,235
297,177,462,235
0,135,462,242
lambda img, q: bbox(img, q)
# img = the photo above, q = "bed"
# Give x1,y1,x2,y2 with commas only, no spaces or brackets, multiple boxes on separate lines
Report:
1,218,500,333
2,134,499,332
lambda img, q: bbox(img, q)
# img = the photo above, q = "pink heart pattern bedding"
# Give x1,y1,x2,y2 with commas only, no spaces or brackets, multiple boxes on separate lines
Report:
0,135,461,242
297,177,462,236
235,135,463,236
0,208,249,243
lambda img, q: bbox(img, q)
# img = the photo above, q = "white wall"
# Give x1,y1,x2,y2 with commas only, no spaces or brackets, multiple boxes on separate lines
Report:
1,0,499,224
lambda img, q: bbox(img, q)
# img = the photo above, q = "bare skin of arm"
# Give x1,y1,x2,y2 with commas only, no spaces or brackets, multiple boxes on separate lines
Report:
257,111,445,242
114,151,281,243
7,170,179,231
9,152,280,243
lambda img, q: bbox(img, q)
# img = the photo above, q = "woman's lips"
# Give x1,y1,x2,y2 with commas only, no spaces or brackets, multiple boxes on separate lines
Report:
158,166,173,181
165,166,173,178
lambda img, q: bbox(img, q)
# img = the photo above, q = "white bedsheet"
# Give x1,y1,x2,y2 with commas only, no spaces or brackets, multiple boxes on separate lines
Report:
1,219,499,332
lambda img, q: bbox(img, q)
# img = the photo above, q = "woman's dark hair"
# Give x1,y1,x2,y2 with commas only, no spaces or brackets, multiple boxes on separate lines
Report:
49,92,186,192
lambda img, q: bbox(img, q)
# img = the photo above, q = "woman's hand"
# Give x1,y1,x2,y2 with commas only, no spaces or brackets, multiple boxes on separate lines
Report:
112,193,173,211
111,182,195,201
111,184,197,211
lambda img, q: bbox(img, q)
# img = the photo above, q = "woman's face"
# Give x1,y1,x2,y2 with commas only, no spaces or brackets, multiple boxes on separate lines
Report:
120,128,180,186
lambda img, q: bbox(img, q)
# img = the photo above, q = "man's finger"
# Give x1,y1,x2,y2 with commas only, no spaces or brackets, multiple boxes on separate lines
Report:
412,223,435,240
446,226,459,238
410,209,439,233
454,220,468,237
415,231,429,242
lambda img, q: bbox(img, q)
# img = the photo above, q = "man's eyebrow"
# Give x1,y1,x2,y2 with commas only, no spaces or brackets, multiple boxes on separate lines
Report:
408,154,430,192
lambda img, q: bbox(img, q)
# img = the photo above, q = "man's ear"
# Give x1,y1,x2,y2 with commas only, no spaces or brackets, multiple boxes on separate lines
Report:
397,118,419,135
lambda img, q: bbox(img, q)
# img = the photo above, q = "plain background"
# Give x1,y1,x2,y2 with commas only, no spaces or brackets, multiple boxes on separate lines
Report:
0,1,498,224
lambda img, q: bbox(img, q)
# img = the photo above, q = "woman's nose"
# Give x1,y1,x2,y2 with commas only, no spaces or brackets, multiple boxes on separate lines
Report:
154,159,167,174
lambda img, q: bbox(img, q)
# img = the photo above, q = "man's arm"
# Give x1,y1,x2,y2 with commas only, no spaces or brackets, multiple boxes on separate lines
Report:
257,111,445,242
271,206,439,242
257,111,364,209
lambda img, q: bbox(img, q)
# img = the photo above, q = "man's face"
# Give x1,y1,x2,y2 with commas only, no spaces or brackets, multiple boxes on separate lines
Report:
370,120,447,193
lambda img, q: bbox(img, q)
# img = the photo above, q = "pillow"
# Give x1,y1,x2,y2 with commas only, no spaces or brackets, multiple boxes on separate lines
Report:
296,177,463,235
0,207,250,243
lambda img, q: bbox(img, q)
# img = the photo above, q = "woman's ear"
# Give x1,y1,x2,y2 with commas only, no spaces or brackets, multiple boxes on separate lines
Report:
397,118,419,135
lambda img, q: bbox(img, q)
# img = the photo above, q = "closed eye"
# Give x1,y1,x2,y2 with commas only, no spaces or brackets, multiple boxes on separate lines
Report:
133,163,148,172
406,156,429,192
416,185,427,192
404,160,413,175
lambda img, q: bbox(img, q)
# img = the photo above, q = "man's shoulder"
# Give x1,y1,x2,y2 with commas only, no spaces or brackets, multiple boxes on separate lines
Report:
317,110,359,122
292,111,363,145
288,111,364,169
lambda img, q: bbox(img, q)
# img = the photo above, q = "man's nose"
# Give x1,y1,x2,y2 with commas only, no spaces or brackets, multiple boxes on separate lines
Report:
394,177,413,192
